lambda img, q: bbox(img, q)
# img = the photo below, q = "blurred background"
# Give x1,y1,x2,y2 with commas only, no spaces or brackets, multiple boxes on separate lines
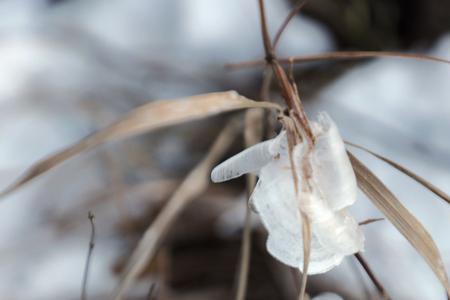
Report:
0,0,449,299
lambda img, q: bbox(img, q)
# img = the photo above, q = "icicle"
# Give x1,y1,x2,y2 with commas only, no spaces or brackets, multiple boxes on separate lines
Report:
211,139,272,183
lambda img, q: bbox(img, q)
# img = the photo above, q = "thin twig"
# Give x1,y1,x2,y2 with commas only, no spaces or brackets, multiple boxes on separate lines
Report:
260,67,273,101
298,215,311,300
146,283,157,300
355,252,391,300
257,0,315,145
258,0,275,61
235,202,253,300
235,151,262,298
257,0,293,108
81,211,96,300
226,51,450,70
358,217,385,226
235,70,268,300
273,0,309,49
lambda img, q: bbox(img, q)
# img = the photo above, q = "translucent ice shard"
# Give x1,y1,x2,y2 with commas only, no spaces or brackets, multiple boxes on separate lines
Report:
211,139,273,183
211,112,364,274
311,112,357,211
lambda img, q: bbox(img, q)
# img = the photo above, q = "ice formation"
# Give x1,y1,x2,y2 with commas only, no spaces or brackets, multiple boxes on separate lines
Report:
211,112,364,274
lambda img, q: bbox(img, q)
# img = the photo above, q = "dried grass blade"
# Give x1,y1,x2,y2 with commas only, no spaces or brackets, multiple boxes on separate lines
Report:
235,204,253,300
298,214,311,300
113,119,240,300
349,152,450,297
235,103,265,300
0,91,280,198
346,141,450,205
226,51,450,69
280,51,450,65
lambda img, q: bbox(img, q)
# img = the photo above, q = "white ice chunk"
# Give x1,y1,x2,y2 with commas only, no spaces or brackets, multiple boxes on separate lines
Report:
211,131,290,183
312,112,357,210
211,112,364,274
252,170,345,274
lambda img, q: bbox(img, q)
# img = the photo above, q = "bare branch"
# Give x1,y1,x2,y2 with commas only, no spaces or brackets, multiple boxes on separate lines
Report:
146,283,157,300
358,217,385,226
258,0,275,62
226,51,450,70
354,253,391,300
234,71,268,300
235,202,253,300
273,0,309,49
257,0,315,145
81,211,96,300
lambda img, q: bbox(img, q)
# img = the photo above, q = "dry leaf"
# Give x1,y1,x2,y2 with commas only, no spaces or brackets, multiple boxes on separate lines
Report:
349,152,450,297
113,119,240,300
346,141,450,205
0,91,280,198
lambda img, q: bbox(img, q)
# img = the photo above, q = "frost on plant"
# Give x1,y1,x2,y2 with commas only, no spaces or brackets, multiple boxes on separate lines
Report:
211,112,364,274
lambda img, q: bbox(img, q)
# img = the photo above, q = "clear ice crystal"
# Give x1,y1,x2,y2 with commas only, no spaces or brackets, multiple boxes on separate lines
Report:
211,112,364,274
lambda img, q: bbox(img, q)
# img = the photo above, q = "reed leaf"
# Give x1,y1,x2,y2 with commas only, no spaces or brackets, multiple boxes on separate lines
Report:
349,152,450,297
0,91,280,198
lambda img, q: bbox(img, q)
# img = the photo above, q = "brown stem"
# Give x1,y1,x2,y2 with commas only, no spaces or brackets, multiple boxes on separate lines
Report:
226,51,450,69
273,0,309,49
257,0,315,145
257,4,317,297
258,0,275,62
358,217,385,226
298,214,311,300
146,283,158,300
234,103,265,300
81,211,96,300
235,204,253,300
355,253,391,300
272,60,315,144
